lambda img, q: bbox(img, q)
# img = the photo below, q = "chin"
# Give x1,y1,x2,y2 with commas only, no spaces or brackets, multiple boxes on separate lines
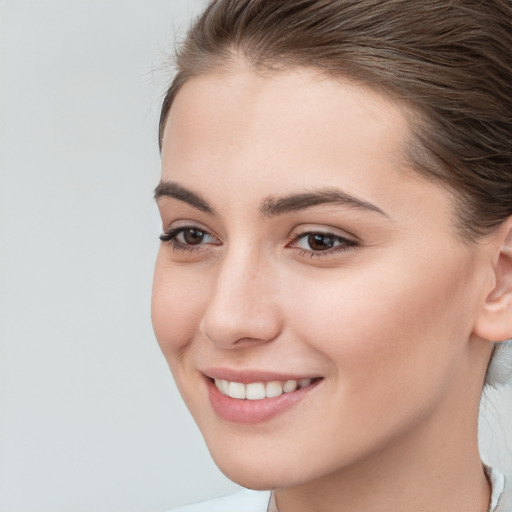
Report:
206,445,275,489
216,460,294,491
224,472,278,491
206,442,322,491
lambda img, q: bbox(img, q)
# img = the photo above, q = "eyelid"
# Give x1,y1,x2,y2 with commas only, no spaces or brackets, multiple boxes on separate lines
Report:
288,224,359,243
163,218,214,233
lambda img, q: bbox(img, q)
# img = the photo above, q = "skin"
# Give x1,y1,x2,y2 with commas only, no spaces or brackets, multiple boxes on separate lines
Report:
152,64,506,512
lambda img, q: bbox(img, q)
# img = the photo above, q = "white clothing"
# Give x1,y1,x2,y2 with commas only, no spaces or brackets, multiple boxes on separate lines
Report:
167,488,271,512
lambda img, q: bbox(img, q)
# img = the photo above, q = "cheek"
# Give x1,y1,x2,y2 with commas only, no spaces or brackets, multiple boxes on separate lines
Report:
151,253,209,367
284,249,476,401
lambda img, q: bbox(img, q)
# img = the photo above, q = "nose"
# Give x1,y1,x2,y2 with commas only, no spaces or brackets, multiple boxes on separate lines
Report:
199,249,282,349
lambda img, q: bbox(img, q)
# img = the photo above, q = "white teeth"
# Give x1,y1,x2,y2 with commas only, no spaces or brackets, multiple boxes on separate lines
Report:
219,379,229,395
266,381,284,398
299,378,312,388
283,380,298,393
214,377,316,400
246,382,266,400
228,381,246,399
214,379,230,395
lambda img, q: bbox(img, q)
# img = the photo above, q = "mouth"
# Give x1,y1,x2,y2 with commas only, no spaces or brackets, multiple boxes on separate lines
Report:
203,370,323,423
213,377,316,400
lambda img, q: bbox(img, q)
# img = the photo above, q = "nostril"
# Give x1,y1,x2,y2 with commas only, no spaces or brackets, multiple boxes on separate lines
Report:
199,304,282,349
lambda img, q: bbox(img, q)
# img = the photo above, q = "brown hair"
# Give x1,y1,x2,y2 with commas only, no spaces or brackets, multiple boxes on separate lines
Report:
159,0,512,241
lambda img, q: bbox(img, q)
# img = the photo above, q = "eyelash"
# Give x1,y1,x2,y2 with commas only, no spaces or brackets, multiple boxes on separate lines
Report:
159,226,218,253
159,226,358,257
290,231,358,257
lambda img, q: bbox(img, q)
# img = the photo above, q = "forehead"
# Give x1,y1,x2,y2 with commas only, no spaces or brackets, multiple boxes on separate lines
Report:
163,68,411,182
159,65,457,234
164,66,410,151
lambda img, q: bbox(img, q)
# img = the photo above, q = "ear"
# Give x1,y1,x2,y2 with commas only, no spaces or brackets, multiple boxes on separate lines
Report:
473,216,512,342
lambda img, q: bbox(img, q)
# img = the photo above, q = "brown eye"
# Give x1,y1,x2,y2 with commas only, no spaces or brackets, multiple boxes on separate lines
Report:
181,228,206,245
291,230,358,257
306,233,336,251
159,226,219,248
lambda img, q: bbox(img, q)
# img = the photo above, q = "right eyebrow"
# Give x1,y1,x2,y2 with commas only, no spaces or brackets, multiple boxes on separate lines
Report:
154,181,214,215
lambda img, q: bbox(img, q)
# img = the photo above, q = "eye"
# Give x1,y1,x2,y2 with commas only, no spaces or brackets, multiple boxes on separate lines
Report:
175,227,209,245
290,231,358,256
159,226,220,250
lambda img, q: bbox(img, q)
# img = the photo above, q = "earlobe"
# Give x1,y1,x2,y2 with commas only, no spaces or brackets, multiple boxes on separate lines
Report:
473,217,512,343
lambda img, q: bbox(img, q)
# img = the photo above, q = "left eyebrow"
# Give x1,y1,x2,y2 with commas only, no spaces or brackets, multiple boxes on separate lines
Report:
154,180,214,215
260,188,388,217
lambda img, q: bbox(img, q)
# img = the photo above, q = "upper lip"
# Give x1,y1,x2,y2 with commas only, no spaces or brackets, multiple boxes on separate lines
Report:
201,367,321,384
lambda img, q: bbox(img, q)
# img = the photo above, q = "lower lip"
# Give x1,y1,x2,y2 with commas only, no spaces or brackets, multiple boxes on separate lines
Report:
206,378,321,424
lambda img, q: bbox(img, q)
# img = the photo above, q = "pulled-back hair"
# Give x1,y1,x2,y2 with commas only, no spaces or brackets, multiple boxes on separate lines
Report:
159,0,512,384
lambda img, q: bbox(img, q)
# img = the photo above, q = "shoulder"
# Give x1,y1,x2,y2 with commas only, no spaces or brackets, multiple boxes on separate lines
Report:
166,489,272,512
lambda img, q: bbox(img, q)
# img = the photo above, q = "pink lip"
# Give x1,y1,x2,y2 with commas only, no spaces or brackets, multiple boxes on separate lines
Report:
203,370,322,424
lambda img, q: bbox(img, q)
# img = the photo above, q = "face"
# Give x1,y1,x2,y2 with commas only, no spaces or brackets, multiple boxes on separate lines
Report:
152,66,491,489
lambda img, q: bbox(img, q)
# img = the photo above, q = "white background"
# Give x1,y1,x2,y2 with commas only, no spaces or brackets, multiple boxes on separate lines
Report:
0,1,510,511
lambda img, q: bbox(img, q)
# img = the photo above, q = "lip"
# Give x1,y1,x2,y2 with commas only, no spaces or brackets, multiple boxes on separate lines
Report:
202,368,322,424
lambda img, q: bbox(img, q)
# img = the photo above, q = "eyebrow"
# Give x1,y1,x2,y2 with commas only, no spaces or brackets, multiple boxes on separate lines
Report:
154,181,387,218
260,188,388,217
154,181,214,214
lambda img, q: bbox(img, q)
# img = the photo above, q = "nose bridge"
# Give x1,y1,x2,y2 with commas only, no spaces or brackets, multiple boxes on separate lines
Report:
200,242,281,348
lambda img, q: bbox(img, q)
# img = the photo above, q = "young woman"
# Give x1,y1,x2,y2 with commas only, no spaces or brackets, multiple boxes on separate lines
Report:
152,1,512,511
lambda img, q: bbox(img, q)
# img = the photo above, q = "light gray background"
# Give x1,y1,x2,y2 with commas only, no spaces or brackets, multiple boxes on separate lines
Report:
0,1,510,511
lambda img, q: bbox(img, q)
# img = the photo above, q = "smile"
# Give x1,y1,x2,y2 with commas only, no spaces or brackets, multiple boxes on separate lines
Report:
205,372,322,423
214,378,313,400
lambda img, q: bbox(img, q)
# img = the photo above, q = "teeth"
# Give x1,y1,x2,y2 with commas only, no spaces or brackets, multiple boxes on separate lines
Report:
214,377,315,400
246,382,266,400
299,378,312,388
218,379,229,395
283,380,298,393
228,381,246,399
266,381,283,398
